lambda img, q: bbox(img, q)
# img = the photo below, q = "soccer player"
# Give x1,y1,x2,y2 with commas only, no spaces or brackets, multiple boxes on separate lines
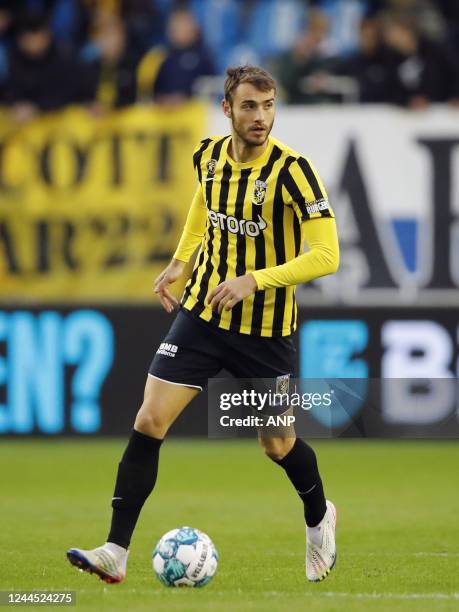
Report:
67,65,339,584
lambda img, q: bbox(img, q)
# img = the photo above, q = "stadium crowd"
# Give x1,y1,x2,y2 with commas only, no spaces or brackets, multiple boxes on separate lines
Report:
0,0,458,120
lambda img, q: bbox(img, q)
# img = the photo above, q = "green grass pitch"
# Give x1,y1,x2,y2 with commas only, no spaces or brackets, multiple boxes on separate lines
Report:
1,439,458,611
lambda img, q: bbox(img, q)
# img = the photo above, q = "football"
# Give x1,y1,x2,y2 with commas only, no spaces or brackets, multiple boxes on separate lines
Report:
152,526,218,587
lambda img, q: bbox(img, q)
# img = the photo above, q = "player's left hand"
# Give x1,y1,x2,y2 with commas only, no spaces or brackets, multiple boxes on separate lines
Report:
207,274,258,314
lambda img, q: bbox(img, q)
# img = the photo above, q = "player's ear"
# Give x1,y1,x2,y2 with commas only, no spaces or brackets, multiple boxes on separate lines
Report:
221,98,232,119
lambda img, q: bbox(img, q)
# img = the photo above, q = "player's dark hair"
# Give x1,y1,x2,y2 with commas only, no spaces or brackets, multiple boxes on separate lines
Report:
224,65,277,105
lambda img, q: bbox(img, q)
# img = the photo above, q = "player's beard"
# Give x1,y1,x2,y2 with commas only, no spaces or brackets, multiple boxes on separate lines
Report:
231,115,274,148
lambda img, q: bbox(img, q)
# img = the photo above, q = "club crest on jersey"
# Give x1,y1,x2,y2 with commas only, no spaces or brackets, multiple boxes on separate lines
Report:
252,180,268,205
206,159,217,175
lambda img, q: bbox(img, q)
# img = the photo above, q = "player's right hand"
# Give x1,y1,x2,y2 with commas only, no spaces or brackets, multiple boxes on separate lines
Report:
154,259,185,313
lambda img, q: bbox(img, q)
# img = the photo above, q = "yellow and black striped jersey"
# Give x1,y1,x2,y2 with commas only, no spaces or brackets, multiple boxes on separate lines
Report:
177,135,335,337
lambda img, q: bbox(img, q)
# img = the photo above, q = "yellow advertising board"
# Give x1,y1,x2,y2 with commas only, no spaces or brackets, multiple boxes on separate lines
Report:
0,102,207,302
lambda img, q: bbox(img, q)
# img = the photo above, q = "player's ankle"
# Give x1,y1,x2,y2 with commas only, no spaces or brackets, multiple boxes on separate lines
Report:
307,522,324,547
104,542,128,556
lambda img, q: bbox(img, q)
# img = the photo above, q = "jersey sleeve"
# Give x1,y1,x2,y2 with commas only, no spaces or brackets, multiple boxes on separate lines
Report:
173,139,213,262
173,185,208,263
251,216,339,290
192,138,212,184
282,156,335,221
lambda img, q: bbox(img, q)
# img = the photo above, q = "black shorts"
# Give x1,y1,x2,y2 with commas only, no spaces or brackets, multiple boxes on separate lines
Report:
149,308,296,391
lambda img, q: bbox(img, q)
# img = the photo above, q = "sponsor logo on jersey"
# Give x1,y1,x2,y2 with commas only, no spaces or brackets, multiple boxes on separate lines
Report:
157,342,178,358
252,179,268,205
207,209,267,237
305,198,330,215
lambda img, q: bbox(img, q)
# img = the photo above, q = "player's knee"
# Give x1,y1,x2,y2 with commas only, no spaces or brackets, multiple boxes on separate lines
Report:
134,411,169,438
134,401,172,438
260,437,295,462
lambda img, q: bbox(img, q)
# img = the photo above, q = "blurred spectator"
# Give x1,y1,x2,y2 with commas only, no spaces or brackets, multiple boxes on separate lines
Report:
121,0,165,56
50,0,149,54
82,0,121,17
382,0,445,41
435,0,459,56
313,0,368,56
0,1,15,48
189,0,243,72
273,8,340,104
50,0,92,51
338,16,389,103
381,12,459,108
80,12,139,112
242,0,306,66
50,0,166,55
1,0,458,112
0,0,58,47
50,0,128,53
137,7,216,105
1,12,81,121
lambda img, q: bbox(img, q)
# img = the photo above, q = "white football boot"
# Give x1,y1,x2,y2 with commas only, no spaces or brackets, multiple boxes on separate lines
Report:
306,500,337,582
67,543,128,584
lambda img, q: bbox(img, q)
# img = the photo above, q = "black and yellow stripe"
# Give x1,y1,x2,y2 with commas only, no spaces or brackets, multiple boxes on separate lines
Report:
182,135,333,337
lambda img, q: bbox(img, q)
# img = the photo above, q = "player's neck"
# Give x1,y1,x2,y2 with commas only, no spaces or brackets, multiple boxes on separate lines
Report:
228,133,269,164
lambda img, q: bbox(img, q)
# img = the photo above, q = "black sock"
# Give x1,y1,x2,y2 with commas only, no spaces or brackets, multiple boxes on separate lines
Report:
107,429,163,549
273,438,327,527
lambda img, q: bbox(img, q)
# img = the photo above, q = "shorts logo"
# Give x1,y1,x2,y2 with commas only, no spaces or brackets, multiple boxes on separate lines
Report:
276,374,290,395
206,159,217,175
157,343,178,358
305,198,330,215
252,179,268,205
